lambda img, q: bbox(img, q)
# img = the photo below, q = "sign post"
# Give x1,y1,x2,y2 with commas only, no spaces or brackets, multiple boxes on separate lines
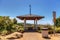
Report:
53,11,56,36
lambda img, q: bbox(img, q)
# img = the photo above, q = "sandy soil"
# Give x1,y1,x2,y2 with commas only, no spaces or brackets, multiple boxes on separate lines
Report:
23,32,60,40
0,32,60,40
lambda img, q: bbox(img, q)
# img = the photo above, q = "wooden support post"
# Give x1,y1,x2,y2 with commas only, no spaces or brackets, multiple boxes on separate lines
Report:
24,18,26,30
35,18,37,30
34,20,35,29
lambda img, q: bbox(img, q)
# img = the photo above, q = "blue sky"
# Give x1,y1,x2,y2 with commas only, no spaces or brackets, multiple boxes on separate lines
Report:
0,0,60,25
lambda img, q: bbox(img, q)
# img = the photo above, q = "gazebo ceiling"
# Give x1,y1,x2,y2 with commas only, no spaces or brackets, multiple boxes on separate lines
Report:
17,14,44,20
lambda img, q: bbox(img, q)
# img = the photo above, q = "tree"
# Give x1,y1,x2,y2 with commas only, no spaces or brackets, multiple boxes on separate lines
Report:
13,18,17,24
55,17,60,27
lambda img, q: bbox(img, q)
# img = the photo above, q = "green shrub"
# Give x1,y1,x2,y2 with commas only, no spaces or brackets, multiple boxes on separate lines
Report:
55,27,60,33
48,27,54,34
48,30,54,34
1,30,8,36
48,27,60,34
37,30,42,33
18,28,24,32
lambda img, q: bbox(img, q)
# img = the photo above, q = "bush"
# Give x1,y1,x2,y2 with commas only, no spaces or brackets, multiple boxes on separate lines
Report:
48,30,54,34
55,27,60,33
37,30,42,33
18,28,24,33
48,27,60,34
1,30,8,36
48,27,54,34
37,27,42,33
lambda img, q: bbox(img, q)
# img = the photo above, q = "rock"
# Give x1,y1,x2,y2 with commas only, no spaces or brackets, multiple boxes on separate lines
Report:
5,32,23,39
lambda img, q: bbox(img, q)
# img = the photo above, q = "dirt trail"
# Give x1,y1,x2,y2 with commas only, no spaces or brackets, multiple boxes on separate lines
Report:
23,32,44,40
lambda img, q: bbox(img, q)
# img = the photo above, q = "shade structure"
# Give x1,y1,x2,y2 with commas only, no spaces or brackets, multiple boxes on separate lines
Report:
17,14,44,20
17,14,44,31
16,5,45,31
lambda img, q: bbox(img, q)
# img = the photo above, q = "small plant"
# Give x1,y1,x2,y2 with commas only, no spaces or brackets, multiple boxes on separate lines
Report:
1,30,8,36
55,27,60,33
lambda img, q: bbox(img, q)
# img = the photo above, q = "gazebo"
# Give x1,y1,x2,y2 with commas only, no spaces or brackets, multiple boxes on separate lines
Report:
17,5,44,31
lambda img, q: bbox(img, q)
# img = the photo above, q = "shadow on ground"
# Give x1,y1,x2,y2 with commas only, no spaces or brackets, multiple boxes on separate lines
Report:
24,27,37,32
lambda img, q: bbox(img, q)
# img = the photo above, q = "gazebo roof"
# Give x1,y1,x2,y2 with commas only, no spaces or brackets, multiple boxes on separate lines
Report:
17,14,44,20
17,5,44,20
